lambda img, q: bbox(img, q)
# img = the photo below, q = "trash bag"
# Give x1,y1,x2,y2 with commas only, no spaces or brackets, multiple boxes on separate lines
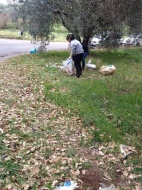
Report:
30,48,36,54
63,57,74,75
54,180,78,190
99,65,116,75
86,59,96,69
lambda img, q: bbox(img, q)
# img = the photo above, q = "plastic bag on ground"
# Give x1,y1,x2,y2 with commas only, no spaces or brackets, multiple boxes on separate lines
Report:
86,59,96,69
30,48,36,53
63,57,74,75
120,144,136,158
54,181,78,190
99,184,115,190
99,65,116,75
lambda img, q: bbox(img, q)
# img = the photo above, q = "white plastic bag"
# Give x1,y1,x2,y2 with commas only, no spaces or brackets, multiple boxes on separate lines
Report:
99,184,115,190
63,57,74,75
99,65,116,75
54,181,78,190
86,63,96,69
120,144,136,158
86,59,96,69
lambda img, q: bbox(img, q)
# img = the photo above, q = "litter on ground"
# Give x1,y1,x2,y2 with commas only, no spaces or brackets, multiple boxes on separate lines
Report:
54,180,78,190
99,65,116,75
99,184,115,190
62,57,74,75
86,59,96,69
120,144,136,158
30,48,36,53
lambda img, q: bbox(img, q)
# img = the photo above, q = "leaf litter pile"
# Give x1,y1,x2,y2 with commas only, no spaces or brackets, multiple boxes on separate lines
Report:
0,57,141,190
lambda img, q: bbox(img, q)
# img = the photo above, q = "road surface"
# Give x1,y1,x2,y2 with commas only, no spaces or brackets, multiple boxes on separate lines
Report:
0,39,68,60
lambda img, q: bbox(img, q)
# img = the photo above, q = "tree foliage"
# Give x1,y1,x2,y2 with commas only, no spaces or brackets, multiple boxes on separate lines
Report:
8,0,142,47
0,3,11,28
8,0,55,41
51,0,142,46
126,0,142,33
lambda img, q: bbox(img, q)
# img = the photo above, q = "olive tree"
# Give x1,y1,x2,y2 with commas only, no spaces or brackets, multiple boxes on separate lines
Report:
8,0,142,48
126,0,142,34
8,0,55,41
51,0,142,47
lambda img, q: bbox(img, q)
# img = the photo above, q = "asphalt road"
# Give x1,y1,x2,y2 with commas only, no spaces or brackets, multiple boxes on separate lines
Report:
0,39,68,60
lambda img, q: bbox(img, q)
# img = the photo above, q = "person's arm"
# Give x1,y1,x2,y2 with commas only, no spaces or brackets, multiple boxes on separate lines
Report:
70,41,76,56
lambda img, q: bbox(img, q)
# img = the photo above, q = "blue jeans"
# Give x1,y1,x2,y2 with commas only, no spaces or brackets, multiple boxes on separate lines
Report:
82,51,89,69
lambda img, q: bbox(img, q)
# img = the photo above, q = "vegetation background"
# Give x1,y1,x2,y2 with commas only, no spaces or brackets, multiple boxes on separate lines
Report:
0,23,68,41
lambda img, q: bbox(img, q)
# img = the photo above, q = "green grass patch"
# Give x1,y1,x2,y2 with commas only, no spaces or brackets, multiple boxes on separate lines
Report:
0,24,68,41
42,49,142,145
0,134,9,156
9,48,142,147
0,28,29,39
0,160,22,182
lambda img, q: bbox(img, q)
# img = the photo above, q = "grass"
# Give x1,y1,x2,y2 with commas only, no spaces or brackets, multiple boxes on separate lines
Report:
0,24,68,41
0,28,25,39
0,160,22,181
0,47,142,189
8,47,141,147
39,48,142,146
6,47,142,144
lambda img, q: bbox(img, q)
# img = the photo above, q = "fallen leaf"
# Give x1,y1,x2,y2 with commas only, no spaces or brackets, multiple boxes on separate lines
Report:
30,165,40,176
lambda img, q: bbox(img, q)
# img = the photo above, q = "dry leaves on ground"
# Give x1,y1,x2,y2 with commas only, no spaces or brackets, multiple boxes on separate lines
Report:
0,58,141,190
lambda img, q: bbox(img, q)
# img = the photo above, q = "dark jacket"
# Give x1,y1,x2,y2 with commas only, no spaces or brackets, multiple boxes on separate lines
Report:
82,43,88,53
